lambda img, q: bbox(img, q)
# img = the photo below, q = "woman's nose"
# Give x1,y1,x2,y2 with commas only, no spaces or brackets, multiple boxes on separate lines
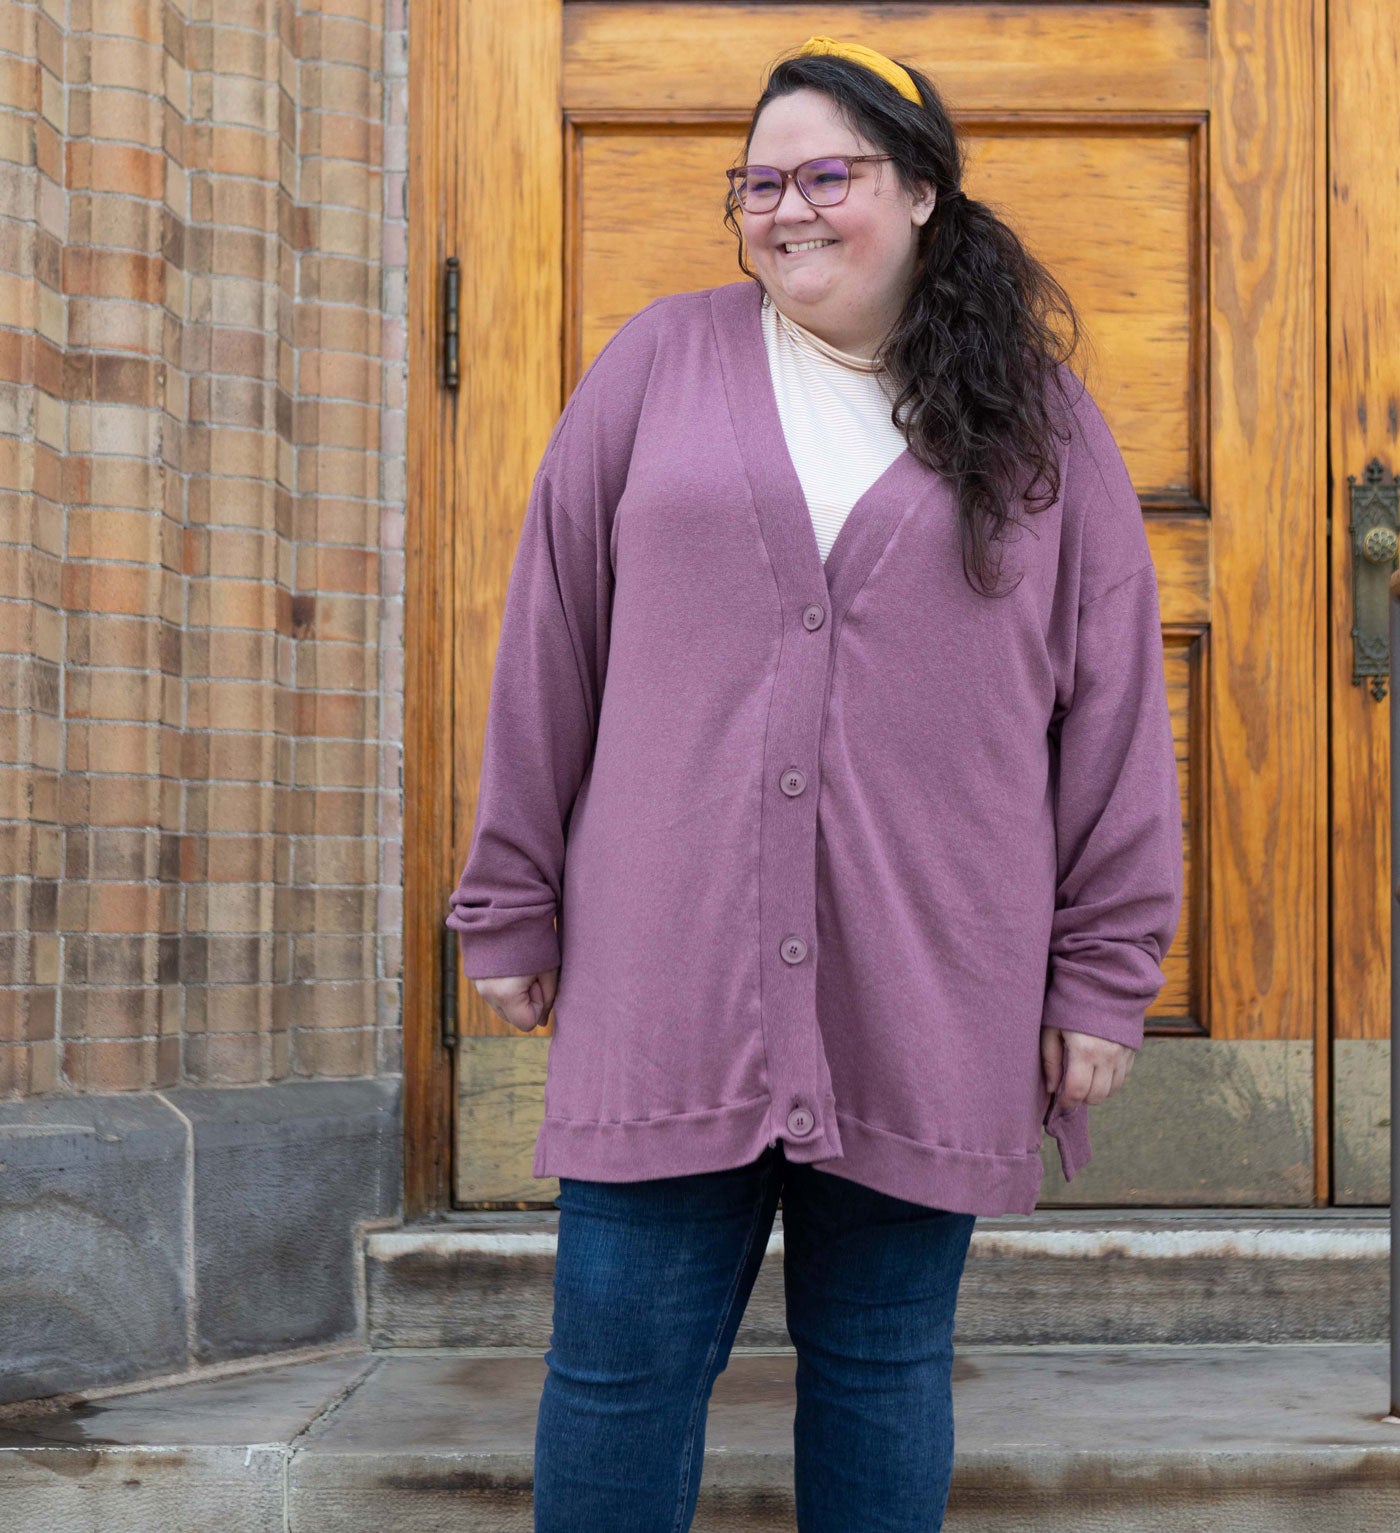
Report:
772,175,816,223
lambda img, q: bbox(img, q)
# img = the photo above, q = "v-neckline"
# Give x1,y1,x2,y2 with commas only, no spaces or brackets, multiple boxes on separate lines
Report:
711,280,928,619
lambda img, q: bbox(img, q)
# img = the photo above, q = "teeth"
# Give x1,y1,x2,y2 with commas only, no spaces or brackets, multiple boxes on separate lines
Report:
784,239,836,253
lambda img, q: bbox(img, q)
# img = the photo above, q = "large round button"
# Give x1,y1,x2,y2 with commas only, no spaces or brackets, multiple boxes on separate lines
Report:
780,935,808,964
780,768,806,797
787,1107,814,1136
802,603,825,631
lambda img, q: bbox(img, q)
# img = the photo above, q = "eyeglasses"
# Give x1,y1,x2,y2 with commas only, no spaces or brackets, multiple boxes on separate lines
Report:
726,155,894,214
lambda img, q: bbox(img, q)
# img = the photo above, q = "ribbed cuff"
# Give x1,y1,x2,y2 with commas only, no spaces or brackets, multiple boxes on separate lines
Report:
451,916,560,981
1040,965,1146,1051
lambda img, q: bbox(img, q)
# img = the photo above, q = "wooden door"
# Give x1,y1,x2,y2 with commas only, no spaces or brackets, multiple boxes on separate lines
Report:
409,0,1327,1210
1328,1,1399,1206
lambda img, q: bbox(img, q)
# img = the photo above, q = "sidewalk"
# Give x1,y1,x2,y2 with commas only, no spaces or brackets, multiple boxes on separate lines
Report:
2,1341,1398,1530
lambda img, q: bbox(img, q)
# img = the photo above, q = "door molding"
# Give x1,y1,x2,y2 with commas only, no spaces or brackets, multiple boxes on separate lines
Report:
404,0,458,1219
405,0,565,1217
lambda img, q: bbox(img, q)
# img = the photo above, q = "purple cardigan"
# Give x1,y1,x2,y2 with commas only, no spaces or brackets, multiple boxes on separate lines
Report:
446,279,1183,1217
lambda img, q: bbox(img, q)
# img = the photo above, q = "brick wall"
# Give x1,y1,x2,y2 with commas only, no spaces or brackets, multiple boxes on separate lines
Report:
0,0,408,1098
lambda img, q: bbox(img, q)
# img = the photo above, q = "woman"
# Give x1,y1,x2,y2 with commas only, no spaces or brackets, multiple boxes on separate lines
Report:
446,34,1183,1533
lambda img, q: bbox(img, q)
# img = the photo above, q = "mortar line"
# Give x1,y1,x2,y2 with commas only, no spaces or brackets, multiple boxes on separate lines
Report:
154,1091,198,1362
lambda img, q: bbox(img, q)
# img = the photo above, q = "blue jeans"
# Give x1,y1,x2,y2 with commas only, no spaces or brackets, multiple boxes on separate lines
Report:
533,1142,978,1531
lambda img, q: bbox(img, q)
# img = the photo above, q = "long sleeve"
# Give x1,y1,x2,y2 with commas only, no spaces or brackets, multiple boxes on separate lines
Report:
1040,389,1185,1050
444,469,611,980
443,297,664,982
1041,561,1183,1049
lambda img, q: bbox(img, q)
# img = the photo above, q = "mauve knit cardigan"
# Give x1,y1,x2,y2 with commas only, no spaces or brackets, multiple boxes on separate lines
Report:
447,279,1184,1217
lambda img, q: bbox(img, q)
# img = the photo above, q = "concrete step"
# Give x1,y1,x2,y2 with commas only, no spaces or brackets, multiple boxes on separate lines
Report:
366,1208,1391,1349
3,1342,1398,1530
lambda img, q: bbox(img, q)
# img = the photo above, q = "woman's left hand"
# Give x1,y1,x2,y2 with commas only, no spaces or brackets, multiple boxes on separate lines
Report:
1041,1026,1136,1111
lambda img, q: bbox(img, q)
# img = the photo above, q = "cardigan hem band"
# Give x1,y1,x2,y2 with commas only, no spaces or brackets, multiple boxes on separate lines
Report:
531,1092,1085,1218
533,1092,776,1185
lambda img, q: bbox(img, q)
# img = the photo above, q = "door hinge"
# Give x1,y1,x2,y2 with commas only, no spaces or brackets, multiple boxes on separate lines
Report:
441,923,459,1051
443,256,460,390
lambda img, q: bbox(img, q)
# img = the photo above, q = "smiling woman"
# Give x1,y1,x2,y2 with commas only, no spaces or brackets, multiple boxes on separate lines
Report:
736,101,935,357
447,30,1182,1533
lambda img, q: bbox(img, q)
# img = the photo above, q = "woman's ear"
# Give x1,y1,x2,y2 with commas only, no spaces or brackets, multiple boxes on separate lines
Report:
910,180,937,227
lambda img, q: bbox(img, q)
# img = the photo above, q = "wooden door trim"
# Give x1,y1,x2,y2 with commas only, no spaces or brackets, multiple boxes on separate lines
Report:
1327,0,1400,1203
1309,0,1330,1203
405,0,565,1217
403,0,458,1219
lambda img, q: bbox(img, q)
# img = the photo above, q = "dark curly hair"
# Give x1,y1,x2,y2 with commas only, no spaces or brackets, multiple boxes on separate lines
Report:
724,50,1093,597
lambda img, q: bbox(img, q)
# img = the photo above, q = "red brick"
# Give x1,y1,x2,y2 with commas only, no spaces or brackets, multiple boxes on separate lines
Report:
63,246,165,304
66,140,165,200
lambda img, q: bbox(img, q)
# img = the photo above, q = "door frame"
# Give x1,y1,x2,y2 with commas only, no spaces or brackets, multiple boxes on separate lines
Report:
404,0,566,1218
403,0,457,1219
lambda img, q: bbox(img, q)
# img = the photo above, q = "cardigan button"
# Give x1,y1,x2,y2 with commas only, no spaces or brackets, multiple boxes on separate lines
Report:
787,1107,814,1136
801,603,825,630
780,769,806,796
780,936,808,964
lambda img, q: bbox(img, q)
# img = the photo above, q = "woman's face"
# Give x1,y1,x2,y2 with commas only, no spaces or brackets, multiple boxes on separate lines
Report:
741,88,935,352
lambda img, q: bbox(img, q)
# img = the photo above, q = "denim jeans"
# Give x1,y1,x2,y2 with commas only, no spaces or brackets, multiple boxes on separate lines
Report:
533,1141,978,1532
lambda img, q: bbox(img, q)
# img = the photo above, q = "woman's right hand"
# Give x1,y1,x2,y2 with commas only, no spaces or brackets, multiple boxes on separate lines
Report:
473,968,559,1032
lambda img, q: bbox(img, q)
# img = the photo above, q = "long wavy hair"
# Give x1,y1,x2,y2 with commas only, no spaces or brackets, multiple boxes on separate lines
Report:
724,51,1092,597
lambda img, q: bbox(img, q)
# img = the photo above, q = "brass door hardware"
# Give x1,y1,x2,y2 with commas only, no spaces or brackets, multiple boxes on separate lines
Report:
1350,457,1399,701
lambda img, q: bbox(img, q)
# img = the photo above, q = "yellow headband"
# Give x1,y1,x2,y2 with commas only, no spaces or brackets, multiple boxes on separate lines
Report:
793,35,922,106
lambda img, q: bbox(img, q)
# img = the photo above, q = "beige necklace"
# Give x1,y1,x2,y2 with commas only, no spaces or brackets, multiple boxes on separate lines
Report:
768,295,885,375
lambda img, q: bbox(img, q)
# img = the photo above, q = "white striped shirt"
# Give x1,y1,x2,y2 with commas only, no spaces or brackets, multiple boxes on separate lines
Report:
760,292,910,564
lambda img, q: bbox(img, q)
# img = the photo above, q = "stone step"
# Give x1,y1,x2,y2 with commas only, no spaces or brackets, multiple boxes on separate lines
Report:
3,1343,1398,1531
366,1208,1391,1349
